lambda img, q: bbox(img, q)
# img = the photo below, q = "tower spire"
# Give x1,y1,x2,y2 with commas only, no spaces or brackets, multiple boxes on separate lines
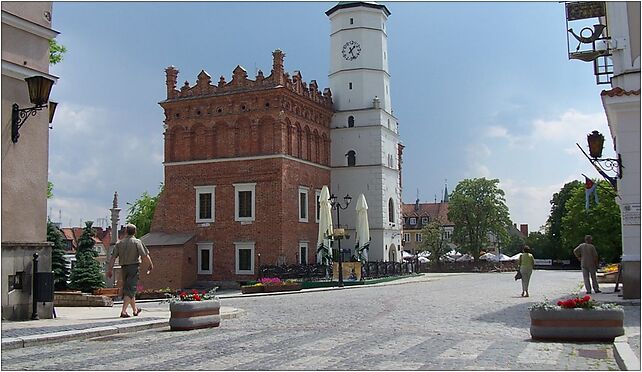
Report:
443,179,449,203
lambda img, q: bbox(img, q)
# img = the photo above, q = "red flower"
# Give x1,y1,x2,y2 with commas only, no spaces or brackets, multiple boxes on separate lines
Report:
583,295,591,301
180,291,187,297
193,294,201,301
192,289,198,294
557,301,563,306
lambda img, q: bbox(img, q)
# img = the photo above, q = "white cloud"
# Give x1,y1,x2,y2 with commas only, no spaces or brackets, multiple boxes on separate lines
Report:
463,143,492,178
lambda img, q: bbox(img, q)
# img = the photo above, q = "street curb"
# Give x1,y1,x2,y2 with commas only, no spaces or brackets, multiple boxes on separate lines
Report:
613,335,641,371
1,308,244,350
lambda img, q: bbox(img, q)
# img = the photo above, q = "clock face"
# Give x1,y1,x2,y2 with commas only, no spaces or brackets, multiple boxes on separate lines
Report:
342,40,361,61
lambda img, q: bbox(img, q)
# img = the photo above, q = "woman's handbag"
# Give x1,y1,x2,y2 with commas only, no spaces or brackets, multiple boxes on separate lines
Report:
514,270,522,280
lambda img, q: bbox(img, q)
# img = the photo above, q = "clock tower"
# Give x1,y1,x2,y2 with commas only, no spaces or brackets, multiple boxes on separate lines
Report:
326,2,403,262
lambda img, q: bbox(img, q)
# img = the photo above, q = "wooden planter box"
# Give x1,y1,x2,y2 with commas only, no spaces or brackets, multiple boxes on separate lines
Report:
597,271,618,283
92,288,120,297
530,308,624,341
264,283,303,293
241,286,265,294
169,299,220,331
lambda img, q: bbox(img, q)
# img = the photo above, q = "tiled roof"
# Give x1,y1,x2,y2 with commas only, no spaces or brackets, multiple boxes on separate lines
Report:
401,202,452,226
601,87,641,97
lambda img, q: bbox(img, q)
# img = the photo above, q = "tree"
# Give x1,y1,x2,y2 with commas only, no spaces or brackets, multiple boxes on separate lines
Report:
525,231,554,259
545,180,581,259
448,178,511,261
418,219,450,265
49,39,66,65
503,232,525,257
126,184,163,237
47,220,69,290
69,221,104,293
560,180,621,263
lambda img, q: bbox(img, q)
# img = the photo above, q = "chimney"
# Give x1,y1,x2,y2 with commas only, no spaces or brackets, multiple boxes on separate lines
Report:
520,224,529,237
414,198,420,211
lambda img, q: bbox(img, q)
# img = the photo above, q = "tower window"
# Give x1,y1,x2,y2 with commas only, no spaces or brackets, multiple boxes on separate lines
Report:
348,116,355,128
349,82,353,90
350,18,354,25
346,150,356,167
388,198,395,223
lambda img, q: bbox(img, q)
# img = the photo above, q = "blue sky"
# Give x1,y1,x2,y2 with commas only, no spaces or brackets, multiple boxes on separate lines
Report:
47,1,613,231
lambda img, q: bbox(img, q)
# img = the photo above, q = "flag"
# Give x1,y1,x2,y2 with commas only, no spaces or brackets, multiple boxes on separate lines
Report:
585,176,598,210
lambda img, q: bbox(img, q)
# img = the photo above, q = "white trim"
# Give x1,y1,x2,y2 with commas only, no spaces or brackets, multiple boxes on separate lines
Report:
1,11,59,39
1,60,59,82
403,233,410,242
415,233,422,242
234,183,256,222
409,217,417,226
315,189,321,223
299,186,309,222
194,185,215,223
164,154,331,170
235,241,255,275
197,242,213,275
299,241,309,264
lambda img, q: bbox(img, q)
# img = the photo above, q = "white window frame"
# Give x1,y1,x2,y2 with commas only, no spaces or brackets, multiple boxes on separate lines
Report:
403,233,410,242
299,241,309,264
409,217,417,225
421,217,429,224
234,183,256,222
415,233,422,242
235,242,255,275
197,242,213,275
299,186,309,223
315,190,321,223
195,185,215,223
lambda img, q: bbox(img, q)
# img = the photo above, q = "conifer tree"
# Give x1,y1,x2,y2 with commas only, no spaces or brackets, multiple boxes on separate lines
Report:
47,220,70,290
69,221,104,292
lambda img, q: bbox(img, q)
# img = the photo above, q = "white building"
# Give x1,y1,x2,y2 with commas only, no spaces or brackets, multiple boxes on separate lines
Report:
600,3,640,299
326,2,403,262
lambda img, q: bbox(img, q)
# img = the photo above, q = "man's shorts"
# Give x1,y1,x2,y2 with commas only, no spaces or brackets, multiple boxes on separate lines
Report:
121,264,140,298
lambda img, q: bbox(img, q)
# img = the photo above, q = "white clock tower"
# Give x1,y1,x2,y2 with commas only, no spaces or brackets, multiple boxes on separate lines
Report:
326,2,403,262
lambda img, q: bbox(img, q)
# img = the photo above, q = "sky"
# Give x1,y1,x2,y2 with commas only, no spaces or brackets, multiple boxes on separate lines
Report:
46,1,615,231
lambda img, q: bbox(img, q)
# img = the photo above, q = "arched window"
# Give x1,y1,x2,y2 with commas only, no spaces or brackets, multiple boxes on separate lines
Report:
348,116,355,128
388,198,395,223
346,150,356,167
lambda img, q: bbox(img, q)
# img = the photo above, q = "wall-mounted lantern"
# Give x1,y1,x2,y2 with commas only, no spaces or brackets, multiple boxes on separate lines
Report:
576,130,623,190
12,75,57,143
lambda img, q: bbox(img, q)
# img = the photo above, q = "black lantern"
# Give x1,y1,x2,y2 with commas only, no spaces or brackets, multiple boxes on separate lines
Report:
587,130,605,159
329,192,352,287
12,75,57,143
576,130,623,190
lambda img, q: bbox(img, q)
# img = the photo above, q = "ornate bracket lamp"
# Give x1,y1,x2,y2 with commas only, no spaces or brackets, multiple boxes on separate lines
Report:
12,76,57,143
329,193,352,287
576,130,623,190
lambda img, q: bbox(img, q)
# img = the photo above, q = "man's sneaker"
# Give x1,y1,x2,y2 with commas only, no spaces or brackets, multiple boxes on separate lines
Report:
595,290,602,293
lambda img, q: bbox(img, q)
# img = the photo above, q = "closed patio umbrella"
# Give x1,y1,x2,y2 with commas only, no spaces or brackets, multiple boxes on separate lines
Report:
354,193,370,263
317,185,334,265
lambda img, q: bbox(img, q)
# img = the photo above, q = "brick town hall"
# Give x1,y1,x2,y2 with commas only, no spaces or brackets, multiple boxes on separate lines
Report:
142,2,403,289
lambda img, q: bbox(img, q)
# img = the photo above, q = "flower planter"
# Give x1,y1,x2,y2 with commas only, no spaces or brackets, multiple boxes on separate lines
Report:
597,271,618,283
241,286,265,294
263,283,303,293
530,308,624,341
169,299,220,331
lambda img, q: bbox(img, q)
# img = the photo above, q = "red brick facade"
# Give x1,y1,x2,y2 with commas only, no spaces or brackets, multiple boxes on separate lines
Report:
145,50,334,288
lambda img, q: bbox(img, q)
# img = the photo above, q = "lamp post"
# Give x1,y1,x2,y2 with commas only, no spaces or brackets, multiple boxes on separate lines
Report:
576,130,623,190
329,193,352,287
12,75,57,143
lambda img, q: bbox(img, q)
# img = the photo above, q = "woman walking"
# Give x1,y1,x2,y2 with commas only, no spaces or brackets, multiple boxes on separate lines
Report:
518,245,535,297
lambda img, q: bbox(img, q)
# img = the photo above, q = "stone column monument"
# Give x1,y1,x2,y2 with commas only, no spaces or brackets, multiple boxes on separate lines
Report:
106,191,121,287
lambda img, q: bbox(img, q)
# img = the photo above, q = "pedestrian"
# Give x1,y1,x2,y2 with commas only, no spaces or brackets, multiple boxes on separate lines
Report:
573,235,601,294
107,223,154,318
518,245,535,297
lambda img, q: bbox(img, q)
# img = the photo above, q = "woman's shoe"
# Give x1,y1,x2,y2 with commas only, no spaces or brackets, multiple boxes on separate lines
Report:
134,308,142,316
120,313,130,318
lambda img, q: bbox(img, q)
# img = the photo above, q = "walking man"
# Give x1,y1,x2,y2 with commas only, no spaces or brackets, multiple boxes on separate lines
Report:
107,223,154,317
573,235,601,294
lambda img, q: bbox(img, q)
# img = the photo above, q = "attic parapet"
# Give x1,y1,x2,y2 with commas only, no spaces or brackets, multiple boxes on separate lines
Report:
164,50,332,108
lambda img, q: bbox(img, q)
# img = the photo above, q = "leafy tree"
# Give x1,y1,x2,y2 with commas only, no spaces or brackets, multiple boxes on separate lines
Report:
69,221,104,293
126,184,163,237
49,39,67,65
448,178,511,261
418,219,450,265
47,220,69,290
47,181,54,199
560,180,621,263
545,180,582,259
503,232,525,257
525,231,554,259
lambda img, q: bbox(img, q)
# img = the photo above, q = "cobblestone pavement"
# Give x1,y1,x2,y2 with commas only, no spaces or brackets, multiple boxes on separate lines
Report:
1,271,626,370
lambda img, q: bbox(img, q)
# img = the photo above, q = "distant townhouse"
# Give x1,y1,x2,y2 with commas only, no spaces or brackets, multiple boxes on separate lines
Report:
401,198,454,255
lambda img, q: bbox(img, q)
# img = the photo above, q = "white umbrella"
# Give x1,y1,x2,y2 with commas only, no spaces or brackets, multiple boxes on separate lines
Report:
316,185,334,265
508,253,522,261
456,253,474,262
354,194,370,263
499,253,512,261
